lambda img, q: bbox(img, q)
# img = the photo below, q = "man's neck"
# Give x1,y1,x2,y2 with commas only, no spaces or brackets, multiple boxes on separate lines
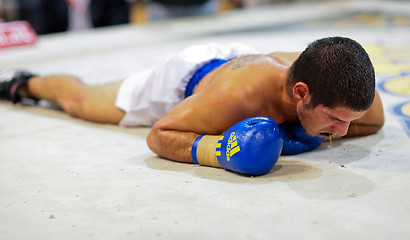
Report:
277,72,298,123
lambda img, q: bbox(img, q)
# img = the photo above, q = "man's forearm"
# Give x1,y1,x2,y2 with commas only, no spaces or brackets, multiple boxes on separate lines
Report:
146,128,200,163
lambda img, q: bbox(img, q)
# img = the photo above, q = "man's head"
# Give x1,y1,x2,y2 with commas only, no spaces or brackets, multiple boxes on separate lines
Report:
287,36,375,136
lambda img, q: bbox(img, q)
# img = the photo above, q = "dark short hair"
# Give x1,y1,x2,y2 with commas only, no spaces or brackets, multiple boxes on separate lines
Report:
287,36,375,111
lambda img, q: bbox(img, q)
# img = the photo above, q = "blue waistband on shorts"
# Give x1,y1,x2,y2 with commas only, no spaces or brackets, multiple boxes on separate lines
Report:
184,58,232,98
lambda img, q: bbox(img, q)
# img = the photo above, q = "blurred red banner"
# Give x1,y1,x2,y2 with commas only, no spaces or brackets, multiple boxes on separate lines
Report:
0,21,38,49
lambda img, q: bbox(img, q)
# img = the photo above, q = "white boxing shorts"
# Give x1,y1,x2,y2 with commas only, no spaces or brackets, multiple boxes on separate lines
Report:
115,42,257,127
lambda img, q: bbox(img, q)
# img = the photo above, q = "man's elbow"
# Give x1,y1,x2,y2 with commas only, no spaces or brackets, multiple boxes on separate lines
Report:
146,128,160,154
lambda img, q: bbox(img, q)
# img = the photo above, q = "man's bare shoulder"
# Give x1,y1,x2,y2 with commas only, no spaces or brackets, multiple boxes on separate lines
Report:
218,54,286,84
266,51,301,66
224,54,268,70
195,54,280,93
225,54,278,70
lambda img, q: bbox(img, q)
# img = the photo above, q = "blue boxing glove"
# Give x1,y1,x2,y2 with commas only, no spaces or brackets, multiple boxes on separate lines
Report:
279,122,324,155
192,117,283,176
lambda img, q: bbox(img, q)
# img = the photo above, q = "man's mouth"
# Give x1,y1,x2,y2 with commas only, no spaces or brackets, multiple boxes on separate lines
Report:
320,132,332,137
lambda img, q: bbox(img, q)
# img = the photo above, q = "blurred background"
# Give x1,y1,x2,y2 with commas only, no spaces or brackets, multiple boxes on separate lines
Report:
0,0,365,35
1,0,409,77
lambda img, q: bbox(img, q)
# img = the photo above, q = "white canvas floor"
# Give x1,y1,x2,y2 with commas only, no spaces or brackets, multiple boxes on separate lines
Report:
1,1,409,239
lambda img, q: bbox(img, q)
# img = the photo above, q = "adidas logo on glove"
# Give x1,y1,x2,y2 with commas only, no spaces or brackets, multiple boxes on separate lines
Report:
216,132,241,161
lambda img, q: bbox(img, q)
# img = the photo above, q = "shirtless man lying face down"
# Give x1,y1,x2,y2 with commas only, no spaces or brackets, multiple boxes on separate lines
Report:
0,36,384,175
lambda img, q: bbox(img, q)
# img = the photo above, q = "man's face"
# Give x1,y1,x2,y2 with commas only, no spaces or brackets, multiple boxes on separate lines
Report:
297,103,365,137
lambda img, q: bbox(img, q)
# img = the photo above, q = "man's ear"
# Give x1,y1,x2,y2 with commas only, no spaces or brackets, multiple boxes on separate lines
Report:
292,82,310,101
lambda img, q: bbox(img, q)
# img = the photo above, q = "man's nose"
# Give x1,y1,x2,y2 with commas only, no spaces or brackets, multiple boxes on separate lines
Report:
334,121,350,136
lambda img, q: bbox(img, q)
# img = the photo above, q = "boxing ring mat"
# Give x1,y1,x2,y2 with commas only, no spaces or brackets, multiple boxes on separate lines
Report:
1,6,410,240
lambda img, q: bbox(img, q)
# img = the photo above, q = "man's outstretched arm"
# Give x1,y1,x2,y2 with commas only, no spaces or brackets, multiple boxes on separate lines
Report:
147,116,283,176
